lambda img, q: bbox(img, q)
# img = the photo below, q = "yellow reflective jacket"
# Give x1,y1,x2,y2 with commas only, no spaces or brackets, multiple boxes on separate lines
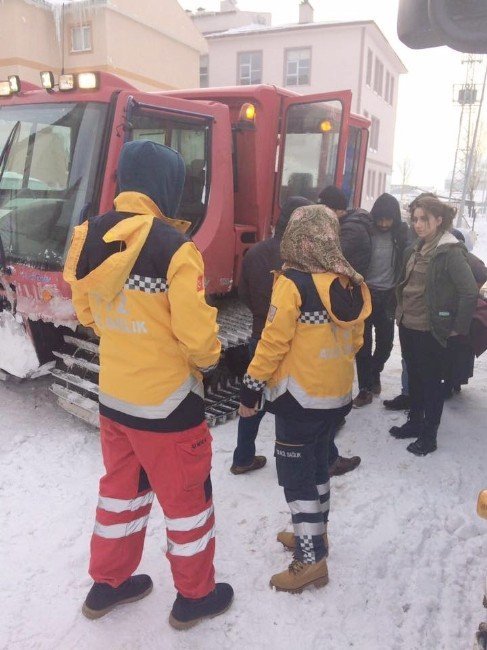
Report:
242,269,371,413
64,192,221,432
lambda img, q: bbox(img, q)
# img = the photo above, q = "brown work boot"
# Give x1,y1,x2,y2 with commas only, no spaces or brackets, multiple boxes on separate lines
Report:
230,455,267,475
329,455,361,477
270,558,329,593
276,530,329,556
353,389,373,408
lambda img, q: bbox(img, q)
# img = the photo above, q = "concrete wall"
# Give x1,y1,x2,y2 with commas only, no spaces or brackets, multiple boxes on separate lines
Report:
204,21,405,208
0,0,207,92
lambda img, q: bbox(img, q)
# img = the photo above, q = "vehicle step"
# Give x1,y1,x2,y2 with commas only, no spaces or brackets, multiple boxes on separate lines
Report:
50,384,99,428
53,351,100,374
63,335,100,355
50,368,99,396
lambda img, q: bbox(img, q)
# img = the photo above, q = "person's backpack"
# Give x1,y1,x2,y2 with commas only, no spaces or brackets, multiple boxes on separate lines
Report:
470,297,487,357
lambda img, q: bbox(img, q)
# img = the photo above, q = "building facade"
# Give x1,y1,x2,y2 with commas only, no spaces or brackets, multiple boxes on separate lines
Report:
192,1,406,209
0,0,207,92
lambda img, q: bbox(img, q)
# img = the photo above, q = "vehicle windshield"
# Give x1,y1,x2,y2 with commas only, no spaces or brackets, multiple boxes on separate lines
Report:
0,102,108,268
280,100,343,204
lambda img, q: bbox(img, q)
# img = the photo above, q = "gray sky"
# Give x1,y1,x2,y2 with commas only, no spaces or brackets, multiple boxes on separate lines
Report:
181,0,486,192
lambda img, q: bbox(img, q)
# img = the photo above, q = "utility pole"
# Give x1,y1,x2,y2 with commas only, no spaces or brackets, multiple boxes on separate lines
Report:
448,54,484,227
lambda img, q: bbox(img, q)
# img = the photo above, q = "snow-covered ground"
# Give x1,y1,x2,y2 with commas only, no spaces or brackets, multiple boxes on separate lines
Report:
2,219,487,650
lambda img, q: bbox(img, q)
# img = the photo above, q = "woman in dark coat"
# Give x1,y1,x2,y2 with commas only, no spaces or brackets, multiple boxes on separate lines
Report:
390,197,478,456
442,230,487,397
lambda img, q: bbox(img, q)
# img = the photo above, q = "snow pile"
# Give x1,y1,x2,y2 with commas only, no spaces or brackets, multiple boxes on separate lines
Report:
0,312,40,377
1,218,487,649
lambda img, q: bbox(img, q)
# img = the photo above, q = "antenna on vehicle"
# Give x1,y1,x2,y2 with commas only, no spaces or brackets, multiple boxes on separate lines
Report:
61,3,66,75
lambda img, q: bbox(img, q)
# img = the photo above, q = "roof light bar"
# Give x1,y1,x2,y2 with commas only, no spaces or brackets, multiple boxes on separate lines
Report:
59,74,76,91
40,71,55,90
8,75,21,94
77,72,99,90
0,81,12,97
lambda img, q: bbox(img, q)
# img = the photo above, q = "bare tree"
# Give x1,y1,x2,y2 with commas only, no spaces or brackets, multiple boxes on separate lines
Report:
398,157,413,204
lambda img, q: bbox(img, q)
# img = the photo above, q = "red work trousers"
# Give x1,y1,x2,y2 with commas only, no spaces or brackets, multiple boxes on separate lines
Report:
89,415,216,599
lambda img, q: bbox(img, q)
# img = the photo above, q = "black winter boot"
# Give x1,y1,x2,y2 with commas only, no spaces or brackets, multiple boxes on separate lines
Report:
82,574,153,619
169,583,234,630
383,394,410,411
407,427,438,456
389,413,424,439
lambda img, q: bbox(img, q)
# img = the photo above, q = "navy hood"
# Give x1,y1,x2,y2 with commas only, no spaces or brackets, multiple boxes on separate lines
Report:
117,140,186,218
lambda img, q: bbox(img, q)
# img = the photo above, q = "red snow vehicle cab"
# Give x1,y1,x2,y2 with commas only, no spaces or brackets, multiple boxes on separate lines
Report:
0,71,369,425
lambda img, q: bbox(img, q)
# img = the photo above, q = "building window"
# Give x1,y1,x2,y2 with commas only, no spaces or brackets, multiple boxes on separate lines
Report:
385,71,390,103
369,115,380,151
373,57,384,96
237,51,262,85
71,25,92,53
371,170,376,198
365,48,373,87
285,48,311,86
200,55,209,88
388,75,395,105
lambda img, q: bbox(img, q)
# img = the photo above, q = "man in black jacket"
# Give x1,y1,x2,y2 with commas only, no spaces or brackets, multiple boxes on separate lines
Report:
318,185,373,277
354,193,410,407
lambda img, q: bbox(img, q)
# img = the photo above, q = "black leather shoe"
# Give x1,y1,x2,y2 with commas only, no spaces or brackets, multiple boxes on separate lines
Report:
169,583,234,630
82,574,153,619
407,437,437,456
390,419,424,439
383,394,410,411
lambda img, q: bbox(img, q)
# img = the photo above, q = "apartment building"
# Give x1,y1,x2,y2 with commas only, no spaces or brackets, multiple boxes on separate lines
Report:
192,1,407,208
0,0,207,91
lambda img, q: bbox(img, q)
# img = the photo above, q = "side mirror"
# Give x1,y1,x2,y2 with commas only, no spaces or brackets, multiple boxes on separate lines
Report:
398,0,487,53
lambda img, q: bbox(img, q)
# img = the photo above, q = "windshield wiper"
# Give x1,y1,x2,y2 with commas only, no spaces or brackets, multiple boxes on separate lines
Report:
0,120,21,188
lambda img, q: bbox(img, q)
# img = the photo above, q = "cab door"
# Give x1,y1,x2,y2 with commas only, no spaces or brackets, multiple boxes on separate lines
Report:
276,90,352,209
100,91,235,296
344,114,370,208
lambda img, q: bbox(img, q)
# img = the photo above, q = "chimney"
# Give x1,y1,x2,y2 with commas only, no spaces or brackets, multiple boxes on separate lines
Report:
220,0,238,11
299,0,314,24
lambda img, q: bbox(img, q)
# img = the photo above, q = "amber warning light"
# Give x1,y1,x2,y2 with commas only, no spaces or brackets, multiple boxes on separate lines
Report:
320,120,333,133
238,102,256,123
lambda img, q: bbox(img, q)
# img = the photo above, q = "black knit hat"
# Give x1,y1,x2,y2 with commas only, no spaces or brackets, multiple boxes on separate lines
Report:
370,193,401,226
275,196,313,237
318,185,348,211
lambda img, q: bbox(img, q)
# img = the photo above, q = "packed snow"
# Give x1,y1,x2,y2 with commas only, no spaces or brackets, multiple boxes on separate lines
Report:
2,218,487,650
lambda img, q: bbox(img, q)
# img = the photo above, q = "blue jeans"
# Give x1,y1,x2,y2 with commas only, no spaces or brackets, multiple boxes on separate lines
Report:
233,338,265,467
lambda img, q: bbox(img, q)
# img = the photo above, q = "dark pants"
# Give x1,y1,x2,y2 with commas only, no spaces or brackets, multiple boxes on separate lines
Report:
233,338,265,467
399,325,446,433
274,412,342,565
356,288,396,391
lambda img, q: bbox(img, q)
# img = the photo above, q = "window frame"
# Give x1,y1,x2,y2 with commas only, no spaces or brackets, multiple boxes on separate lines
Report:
284,47,312,87
373,56,384,96
365,48,373,87
369,115,380,152
389,75,395,105
200,55,209,88
237,50,263,86
70,23,93,54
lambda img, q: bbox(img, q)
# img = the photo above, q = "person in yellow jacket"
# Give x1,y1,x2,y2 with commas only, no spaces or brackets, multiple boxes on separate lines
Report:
64,140,233,629
239,204,371,593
